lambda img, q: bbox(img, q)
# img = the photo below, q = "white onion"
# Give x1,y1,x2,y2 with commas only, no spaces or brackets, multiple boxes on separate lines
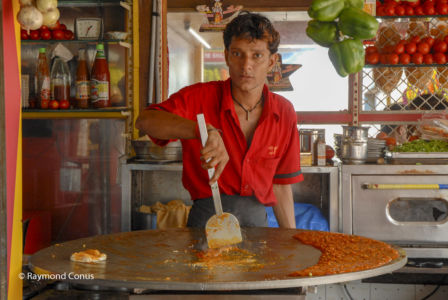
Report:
17,5,43,31
36,0,58,12
42,8,59,26
19,0,35,7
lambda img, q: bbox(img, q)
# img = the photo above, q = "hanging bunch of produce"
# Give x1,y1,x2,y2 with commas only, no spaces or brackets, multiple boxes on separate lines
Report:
17,0,59,32
306,0,379,77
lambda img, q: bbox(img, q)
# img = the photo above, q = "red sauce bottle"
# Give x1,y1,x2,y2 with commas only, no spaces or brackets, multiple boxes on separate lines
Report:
35,48,50,109
90,44,110,108
75,48,90,108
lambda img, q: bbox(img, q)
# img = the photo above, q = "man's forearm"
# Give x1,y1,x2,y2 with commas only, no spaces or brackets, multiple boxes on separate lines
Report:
136,110,197,140
272,184,296,228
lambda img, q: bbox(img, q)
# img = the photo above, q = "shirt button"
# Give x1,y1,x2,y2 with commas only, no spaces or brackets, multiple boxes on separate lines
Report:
246,159,250,163
245,185,249,190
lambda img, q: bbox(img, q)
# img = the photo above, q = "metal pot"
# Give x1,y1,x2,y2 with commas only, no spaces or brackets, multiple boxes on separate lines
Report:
131,139,182,160
300,129,325,153
341,126,369,164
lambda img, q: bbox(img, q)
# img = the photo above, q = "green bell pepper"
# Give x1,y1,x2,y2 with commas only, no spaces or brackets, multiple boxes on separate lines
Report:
328,38,364,77
338,7,379,40
306,20,339,47
308,0,345,22
344,0,364,9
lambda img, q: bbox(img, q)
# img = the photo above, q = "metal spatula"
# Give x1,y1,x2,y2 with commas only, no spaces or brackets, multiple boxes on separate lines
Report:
196,114,243,249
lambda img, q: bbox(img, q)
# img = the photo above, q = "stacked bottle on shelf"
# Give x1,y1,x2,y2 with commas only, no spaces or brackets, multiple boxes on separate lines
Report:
31,43,110,109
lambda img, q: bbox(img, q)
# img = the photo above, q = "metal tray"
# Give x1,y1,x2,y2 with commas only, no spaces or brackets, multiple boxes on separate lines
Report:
385,151,448,164
29,228,406,291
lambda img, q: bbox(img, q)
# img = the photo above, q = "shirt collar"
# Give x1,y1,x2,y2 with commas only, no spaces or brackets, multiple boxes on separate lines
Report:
222,78,280,122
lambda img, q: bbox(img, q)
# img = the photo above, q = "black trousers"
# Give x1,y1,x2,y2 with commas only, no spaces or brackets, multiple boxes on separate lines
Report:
186,194,268,228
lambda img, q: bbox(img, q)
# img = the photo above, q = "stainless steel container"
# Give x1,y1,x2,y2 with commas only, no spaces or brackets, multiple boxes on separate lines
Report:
341,126,369,164
299,129,325,153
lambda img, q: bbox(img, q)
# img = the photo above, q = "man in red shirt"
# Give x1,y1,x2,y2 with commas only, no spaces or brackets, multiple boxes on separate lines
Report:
136,12,303,228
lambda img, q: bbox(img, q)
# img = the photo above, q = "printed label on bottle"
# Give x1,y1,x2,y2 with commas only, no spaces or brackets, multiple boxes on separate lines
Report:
76,80,90,100
90,79,109,102
40,77,50,100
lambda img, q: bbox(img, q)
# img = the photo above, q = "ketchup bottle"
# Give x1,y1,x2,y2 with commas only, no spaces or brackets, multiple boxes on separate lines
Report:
75,48,90,108
35,48,50,109
90,44,110,108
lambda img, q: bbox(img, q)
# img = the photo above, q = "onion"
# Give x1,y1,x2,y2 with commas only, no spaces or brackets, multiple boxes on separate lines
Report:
19,0,35,6
36,0,58,12
42,8,60,26
17,5,43,31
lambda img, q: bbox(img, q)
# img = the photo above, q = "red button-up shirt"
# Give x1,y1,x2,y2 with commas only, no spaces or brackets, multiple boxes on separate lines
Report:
147,79,303,206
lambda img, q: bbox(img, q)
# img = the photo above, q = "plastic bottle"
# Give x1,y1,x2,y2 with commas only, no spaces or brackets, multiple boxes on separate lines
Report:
35,48,50,109
75,48,90,108
50,56,71,109
90,44,110,108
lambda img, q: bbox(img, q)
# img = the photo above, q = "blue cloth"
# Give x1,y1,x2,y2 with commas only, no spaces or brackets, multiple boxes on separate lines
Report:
266,203,329,231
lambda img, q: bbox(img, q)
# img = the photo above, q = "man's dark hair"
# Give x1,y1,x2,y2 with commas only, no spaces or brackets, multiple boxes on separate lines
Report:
223,11,280,54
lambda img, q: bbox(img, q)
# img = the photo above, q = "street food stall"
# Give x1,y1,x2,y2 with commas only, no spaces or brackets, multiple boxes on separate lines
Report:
2,0,448,299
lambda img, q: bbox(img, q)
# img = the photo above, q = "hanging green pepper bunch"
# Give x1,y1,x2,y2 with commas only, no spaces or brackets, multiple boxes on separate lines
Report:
306,0,379,77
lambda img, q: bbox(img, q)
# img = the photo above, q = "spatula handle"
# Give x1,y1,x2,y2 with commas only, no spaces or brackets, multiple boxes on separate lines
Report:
197,114,223,215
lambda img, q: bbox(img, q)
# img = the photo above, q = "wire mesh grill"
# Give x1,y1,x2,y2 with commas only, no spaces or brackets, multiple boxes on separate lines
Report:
361,18,448,139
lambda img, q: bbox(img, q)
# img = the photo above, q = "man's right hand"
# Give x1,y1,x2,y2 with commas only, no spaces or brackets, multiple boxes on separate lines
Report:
200,126,229,184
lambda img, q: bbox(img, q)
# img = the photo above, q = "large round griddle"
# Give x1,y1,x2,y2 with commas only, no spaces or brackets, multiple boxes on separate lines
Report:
29,228,407,291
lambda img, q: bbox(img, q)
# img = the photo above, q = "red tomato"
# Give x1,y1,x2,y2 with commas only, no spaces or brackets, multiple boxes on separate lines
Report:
29,30,40,40
437,0,448,5
399,53,411,64
325,145,335,160
405,42,417,54
384,3,396,15
379,53,388,64
395,5,406,15
64,30,74,40
408,0,420,7
404,5,415,15
423,53,433,64
20,29,28,40
387,53,399,64
414,6,425,14
411,52,424,64
365,46,378,54
422,36,435,48
385,137,397,146
408,135,419,142
48,20,60,30
366,52,380,64
417,41,431,54
423,4,436,15
40,25,48,31
40,29,51,40
434,52,447,64
377,5,386,16
59,100,70,109
376,132,388,140
437,3,448,14
433,40,447,53
444,35,448,44
40,99,49,109
49,100,59,110
394,43,405,54
59,24,67,31
409,35,421,43
52,29,65,40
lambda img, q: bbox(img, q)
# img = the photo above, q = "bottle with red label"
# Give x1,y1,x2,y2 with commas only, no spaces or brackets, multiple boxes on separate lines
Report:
35,48,50,109
75,48,90,108
90,44,110,108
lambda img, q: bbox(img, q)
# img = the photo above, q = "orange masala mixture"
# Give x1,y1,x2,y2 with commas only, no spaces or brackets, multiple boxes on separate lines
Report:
289,231,400,277
192,246,263,270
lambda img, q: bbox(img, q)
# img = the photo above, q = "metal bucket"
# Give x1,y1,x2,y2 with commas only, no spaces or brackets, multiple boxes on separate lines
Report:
300,129,325,153
341,126,369,164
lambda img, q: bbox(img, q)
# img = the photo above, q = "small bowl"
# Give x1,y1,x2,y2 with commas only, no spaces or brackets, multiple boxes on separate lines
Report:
105,31,129,40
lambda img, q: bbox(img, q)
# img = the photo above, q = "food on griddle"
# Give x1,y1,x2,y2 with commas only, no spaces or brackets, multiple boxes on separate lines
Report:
288,231,399,277
192,246,261,269
70,249,107,263
393,139,448,152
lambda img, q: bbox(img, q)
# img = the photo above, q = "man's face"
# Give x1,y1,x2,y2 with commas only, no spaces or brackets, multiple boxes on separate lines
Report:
225,36,277,94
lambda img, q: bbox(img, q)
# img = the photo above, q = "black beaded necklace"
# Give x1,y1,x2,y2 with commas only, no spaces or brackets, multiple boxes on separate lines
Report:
232,95,263,121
